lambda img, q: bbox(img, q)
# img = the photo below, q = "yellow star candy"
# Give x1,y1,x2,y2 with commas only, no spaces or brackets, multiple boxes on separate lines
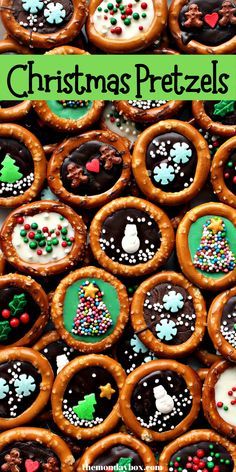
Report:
84,283,99,298
99,383,116,400
208,218,224,234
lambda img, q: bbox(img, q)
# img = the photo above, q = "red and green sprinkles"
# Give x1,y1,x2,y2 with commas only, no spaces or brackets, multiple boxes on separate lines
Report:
169,444,232,472
72,281,113,337
17,216,74,256
96,0,149,35
217,386,236,410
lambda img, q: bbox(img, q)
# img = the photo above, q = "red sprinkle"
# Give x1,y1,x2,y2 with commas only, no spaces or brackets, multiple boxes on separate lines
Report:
213,467,220,472
233,387,236,391
24,224,30,230
224,173,230,179
193,458,199,465
10,318,20,328
28,232,35,239
196,450,205,458
199,461,206,468
186,463,192,469
141,2,147,8
43,227,49,233
217,401,223,407
233,176,236,184
126,7,133,14
121,14,126,18
61,241,67,247
139,25,143,29
20,313,30,324
17,217,24,224
113,26,122,34
1,309,11,319
104,14,108,19
37,249,42,255
228,390,233,395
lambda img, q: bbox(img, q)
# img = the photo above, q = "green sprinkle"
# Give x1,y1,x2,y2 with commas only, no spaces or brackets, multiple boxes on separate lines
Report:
29,241,37,249
31,222,38,230
20,230,27,237
215,453,220,458
176,458,181,462
133,12,139,19
227,161,233,167
46,246,52,253
225,460,231,464
39,240,46,247
209,445,214,449
207,462,214,469
35,234,42,241
124,18,131,24
23,238,29,243
60,216,64,220
98,6,102,10
52,238,59,245
224,405,229,411
104,7,108,11
107,2,113,9
141,12,146,17
110,17,117,24
61,228,68,235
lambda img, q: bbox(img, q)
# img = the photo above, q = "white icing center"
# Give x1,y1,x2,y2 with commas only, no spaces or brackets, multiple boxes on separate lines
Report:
12,212,74,264
93,0,154,40
215,367,236,426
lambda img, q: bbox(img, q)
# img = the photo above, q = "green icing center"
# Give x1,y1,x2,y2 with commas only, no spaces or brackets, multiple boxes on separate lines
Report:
63,277,120,343
188,215,236,279
47,100,92,119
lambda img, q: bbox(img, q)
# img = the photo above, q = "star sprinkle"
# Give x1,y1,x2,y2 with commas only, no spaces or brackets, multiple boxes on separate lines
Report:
208,217,224,234
83,283,99,298
99,383,116,399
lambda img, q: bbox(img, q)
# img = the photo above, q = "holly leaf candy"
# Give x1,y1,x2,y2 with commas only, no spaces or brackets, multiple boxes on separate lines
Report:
213,100,235,118
0,321,11,341
9,293,27,316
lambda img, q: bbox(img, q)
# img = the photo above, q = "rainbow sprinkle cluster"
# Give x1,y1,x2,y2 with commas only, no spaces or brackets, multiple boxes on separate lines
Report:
58,100,89,108
72,281,113,337
193,219,236,273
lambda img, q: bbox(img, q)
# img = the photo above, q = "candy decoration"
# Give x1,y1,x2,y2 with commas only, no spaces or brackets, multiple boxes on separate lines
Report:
72,281,113,337
44,2,66,24
204,12,219,28
193,217,236,273
99,383,116,399
130,334,149,353
25,459,40,472
0,321,11,341
22,0,44,13
153,385,174,414
155,319,177,341
121,224,140,254
85,158,100,173
163,290,184,313
170,142,192,164
9,293,27,316
2,448,22,471
213,101,235,118
116,457,133,471
0,377,10,399
153,163,175,185
168,443,232,471
0,154,23,184
14,374,36,396
73,393,96,420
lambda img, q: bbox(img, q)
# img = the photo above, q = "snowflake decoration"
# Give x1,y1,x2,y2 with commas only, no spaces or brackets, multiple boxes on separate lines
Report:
170,142,192,164
40,186,58,201
153,163,175,185
155,319,177,341
22,0,44,13
14,374,36,397
44,2,66,24
0,377,9,400
144,354,157,363
130,334,148,353
163,290,184,313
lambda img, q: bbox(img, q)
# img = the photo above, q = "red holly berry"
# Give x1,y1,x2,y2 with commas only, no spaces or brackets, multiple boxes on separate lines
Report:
16,217,24,224
24,224,30,230
28,231,35,239
141,2,147,8
20,313,30,324
196,450,205,458
1,309,11,319
10,318,20,328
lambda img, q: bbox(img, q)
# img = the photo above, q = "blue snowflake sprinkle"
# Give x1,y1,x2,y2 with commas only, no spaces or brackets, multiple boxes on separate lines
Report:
44,2,66,24
155,319,177,341
130,334,148,353
0,377,9,400
163,290,184,313
22,0,44,13
14,374,36,397
153,163,175,185
170,142,192,164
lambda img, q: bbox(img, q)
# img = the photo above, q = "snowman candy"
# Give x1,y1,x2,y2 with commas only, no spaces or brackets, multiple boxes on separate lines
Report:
153,385,174,414
121,224,140,254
